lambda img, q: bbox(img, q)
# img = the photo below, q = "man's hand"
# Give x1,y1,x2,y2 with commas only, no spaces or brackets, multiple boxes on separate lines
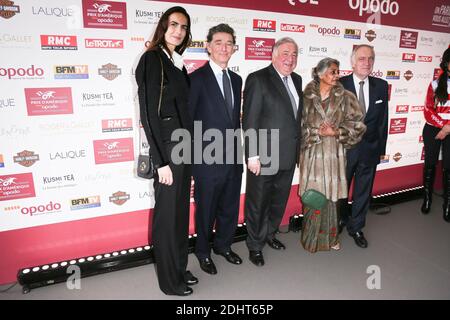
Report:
157,165,173,185
247,158,261,176
435,124,450,140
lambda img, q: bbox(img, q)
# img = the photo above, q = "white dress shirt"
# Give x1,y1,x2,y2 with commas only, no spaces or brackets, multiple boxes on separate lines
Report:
162,48,184,70
209,59,234,105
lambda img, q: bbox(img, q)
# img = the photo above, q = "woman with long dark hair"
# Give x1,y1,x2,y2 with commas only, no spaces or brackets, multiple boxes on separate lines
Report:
422,47,450,222
135,6,196,296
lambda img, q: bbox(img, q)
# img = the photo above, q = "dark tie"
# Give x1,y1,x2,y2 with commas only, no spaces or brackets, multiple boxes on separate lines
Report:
283,76,297,119
358,81,366,116
222,69,233,120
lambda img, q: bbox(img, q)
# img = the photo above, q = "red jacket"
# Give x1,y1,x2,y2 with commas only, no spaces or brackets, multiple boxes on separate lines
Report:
424,79,450,128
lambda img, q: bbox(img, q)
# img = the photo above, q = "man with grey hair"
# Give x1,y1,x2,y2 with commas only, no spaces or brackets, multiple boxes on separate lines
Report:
339,44,389,248
243,37,302,266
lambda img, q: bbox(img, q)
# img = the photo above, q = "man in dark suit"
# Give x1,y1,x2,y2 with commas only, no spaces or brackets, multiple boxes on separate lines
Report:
243,37,302,266
188,24,243,275
339,44,389,248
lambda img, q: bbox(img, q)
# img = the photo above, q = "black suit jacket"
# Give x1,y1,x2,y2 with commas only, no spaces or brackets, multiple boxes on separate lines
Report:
188,62,243,178
340,74,389,166
242,64,302,171
135,48,193,169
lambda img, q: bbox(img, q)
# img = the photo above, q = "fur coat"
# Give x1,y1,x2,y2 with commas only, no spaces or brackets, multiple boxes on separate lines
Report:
299,80,366,202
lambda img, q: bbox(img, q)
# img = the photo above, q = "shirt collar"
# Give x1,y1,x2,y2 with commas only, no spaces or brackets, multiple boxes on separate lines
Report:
209,59,227,75
353,73,368,85
162,48,184,70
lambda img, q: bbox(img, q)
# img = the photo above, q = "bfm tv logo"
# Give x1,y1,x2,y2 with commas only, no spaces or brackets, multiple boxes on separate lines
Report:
344,29,361,40
54,65,89,79
386,71,400,80
41,35,77,50
253,19,276,32
70,195,101,210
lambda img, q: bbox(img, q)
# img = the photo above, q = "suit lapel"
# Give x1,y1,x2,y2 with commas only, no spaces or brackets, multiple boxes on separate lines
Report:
204,63,233,124
230,72,240,124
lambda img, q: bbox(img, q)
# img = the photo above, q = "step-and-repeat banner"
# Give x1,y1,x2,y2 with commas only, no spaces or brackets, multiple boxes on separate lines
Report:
0,0,449,283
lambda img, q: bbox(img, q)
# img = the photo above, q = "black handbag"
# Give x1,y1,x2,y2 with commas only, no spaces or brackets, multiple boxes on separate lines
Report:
137,53,164,179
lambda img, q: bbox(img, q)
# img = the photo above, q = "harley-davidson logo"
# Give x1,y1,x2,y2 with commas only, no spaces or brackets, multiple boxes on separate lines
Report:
109,191,130,205
393,152,402,162
98,63,121,81
13,150,40,167
365,30,376,42
0,0,20,19
404,70,413,81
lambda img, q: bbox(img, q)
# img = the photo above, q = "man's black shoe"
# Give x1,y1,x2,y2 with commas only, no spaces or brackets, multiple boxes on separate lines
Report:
198,257,217,275
350,231,368,248
266,238,286,250
214,249,242,265
184,270,198,285
249,250,264,266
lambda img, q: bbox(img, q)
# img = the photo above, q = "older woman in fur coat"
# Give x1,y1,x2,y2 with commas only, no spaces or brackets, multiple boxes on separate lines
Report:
299,58,366,253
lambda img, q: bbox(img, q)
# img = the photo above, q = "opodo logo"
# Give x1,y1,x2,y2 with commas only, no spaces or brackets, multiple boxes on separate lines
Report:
245,37,275,60
15,201,62,217
344,29,361,40
82,0,127,29
41,35,77,50
312,24,341,37
389,118,407,134
365,30,376,42
0,0,20,19
98,63,121,80
0,173,35,201
403,70,413,81
348,0,399,16
402,53,415,63
102,118,133,132
25,87,73,116
370,70,384,78
253,19,276,32
399,30,418,49
386,71,400,80
395,105,409,114
109,191,130,205
418,55,432,63
85,38,123,49
280,23,305,33
93,138,134,164
54,65,89,79
184,60,208,74
0,65,44,80
70,195,101,210
13,150,40,167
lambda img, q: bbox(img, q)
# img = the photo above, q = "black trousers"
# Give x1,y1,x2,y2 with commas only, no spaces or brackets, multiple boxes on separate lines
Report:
193,171,242,259
341,156,376,235
244,166,295,251
151,150,192,295
423,124,450,169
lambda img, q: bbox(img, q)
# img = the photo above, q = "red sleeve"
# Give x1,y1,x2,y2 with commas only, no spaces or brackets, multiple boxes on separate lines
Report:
424,82,446,128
